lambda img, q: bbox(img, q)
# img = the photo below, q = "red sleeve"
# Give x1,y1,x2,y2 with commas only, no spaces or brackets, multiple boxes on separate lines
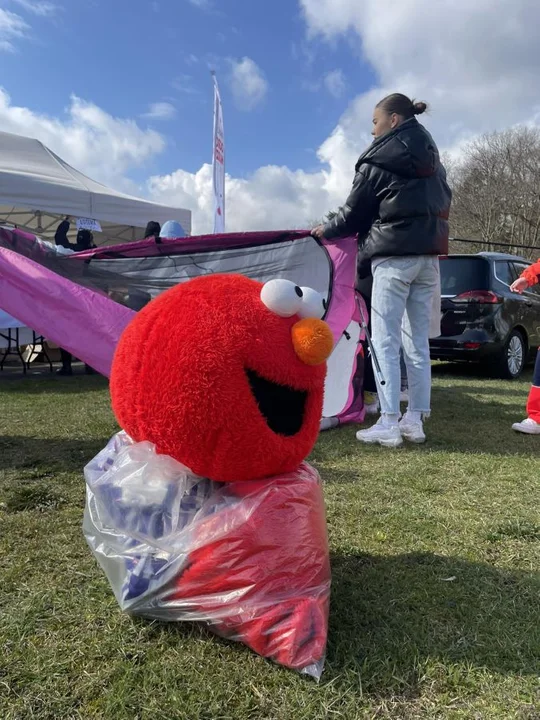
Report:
522,260,540,287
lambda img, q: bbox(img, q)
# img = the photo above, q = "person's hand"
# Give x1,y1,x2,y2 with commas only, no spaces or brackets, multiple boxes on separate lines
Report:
311,225,326,240
510,277,528,294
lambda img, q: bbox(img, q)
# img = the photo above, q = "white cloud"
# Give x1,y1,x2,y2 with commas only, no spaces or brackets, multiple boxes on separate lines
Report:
188,0,211,9
143,102,176,120
0,8,28,51
229,57,268,111
10,0,57,16
171,75,200,95
323,69,346,98
1,2,57,52
0,88,165,192
148,164,332,234
298,0,540,149
291,40,315,68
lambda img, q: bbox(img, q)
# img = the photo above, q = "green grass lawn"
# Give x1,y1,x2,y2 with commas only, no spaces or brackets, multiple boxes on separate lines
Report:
1,366,539,720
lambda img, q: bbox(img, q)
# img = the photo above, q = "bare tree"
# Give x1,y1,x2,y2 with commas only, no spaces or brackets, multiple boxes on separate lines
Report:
448,127,540,259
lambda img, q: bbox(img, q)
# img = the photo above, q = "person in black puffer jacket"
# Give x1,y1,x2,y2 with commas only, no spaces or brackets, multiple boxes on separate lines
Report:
313,93,451,448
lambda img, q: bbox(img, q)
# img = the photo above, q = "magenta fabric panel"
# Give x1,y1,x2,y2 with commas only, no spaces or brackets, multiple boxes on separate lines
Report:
71,230,314,260
0,226,53,260
321,236,358,342
0,245,134,377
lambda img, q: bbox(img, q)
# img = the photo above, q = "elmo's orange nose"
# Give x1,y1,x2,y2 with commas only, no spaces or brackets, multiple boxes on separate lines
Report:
291,318,334,366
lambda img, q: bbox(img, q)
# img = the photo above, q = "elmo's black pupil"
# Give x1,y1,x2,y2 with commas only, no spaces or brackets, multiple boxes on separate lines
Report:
323,299,328,310
295,286,303,298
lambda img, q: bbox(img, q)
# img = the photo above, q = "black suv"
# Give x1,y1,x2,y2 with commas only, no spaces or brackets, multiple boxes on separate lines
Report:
429,252,540,378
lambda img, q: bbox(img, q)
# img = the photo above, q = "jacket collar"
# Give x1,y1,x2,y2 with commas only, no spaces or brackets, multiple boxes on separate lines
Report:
356,117,418,168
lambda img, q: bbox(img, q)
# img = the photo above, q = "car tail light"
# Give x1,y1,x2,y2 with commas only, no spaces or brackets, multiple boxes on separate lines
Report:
453,290,501,304
463,342,481,349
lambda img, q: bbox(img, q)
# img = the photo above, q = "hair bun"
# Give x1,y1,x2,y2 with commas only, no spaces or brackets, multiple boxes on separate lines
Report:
413,101,428,115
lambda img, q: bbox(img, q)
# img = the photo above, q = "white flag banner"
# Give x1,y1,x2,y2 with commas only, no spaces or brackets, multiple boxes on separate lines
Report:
211,71,225,234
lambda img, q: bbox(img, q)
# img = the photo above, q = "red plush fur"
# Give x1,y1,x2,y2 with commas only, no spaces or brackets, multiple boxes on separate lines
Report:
110,274,327,483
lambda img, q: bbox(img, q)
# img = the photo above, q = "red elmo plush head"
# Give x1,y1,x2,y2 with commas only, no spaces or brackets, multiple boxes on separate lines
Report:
110,274,333,482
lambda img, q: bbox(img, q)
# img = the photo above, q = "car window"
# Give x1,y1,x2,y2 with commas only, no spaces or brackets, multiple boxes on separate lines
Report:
513,262,530,276
494,261,514,286
439,257,490,296
513,262,540,297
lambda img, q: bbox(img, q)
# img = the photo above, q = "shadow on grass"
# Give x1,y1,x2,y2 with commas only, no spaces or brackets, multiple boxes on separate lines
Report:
0,377,109,394
123,550,540,698
428,385,536,456
316,384,535,459
0,373,108,394
432,361,533,384
436,385,531,399
431,383,527,418
327,552,540,694
0,436,109,472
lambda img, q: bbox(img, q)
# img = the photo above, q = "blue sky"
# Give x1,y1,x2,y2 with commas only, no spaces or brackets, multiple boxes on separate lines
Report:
1,0,375,180
1,0,539,233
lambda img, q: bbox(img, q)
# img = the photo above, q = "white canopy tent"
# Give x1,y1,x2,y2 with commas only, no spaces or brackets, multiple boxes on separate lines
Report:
0,130,191,246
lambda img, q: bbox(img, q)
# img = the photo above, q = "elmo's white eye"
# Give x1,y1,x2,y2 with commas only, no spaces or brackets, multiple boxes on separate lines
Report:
261,279,303,317
298,287,327,319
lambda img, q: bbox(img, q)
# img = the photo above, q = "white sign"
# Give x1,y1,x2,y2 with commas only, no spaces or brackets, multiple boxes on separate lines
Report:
77,217,102,233
211,71,225,234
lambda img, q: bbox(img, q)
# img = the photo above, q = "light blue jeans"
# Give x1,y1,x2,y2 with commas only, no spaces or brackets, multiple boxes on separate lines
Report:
371,256,439,419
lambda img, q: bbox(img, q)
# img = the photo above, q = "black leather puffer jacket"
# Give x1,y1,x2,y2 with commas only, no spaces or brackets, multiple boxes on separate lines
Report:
322,118,452,265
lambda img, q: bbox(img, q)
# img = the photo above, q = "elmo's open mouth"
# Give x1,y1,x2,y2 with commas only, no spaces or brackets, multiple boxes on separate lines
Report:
246,369,307,437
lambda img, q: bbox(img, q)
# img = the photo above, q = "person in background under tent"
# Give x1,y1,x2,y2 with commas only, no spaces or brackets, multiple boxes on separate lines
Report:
510,260,540,435
57,229,98,376
143,221,161,240
159,220,186,239
54,217,71,248
54,223,96,254
74,229,96,251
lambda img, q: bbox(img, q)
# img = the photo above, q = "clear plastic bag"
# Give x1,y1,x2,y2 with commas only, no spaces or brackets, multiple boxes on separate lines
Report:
83,432,331,679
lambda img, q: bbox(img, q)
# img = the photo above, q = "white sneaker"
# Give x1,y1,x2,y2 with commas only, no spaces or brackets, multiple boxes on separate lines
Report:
512,418,540,435
399,415,426,444
356,418,403,448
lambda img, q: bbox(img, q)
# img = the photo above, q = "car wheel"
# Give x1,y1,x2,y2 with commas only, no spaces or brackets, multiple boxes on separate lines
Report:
496,330,527,379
